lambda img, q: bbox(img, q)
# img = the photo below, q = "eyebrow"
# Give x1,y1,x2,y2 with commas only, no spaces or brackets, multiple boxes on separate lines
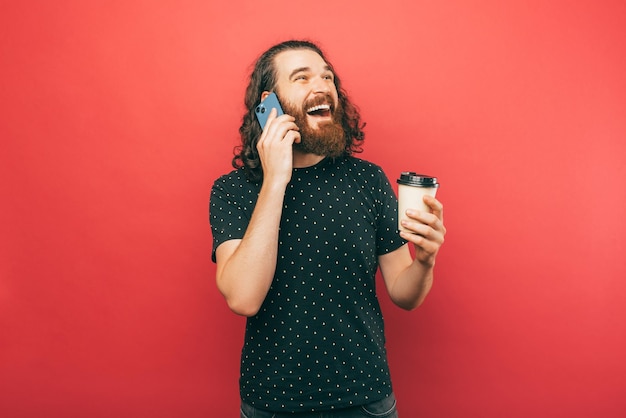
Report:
288,65,332,80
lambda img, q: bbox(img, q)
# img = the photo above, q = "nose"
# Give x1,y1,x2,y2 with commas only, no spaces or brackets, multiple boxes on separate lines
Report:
311,75,331,93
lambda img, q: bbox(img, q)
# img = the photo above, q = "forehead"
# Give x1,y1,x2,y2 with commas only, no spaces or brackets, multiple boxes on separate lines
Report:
273,49,330,79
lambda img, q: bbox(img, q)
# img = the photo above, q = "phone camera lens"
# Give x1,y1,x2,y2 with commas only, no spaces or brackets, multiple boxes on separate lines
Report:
256,106,261,113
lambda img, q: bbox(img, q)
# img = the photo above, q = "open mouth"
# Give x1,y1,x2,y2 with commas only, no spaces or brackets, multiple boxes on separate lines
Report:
306,104,332,118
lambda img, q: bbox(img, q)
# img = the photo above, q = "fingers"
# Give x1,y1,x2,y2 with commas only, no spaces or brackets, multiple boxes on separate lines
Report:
399,197,446,263
402,207,445,235
399,219,445,265
423,195,444,223
401,229,442,258
256,109,300,182
400,216,445,244
400,196,444,231
258,109,299,145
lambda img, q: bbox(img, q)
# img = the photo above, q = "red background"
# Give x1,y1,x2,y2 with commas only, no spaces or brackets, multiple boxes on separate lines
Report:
2,1,625,417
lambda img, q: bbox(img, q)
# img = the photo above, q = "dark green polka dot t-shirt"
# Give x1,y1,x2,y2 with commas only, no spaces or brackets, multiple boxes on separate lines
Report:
210,156,406,412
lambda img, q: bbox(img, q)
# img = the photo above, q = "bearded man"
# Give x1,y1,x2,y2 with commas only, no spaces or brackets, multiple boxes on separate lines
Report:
210,40,446,418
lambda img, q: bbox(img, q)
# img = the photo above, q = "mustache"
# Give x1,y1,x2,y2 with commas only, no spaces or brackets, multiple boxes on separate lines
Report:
302,94,335,113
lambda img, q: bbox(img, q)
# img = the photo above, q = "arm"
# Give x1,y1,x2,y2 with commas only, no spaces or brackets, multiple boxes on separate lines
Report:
215,110,300,317
378,195,446,310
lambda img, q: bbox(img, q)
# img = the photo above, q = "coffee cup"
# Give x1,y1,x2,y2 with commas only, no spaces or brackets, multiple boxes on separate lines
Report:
397,172,440,232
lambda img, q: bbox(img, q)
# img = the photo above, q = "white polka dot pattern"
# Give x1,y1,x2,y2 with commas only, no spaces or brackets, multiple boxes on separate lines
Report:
209,156,405,412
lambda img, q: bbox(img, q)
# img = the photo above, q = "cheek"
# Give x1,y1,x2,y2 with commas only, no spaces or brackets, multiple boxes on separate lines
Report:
330,87,340,105
281,85,306,101
295,90,311,105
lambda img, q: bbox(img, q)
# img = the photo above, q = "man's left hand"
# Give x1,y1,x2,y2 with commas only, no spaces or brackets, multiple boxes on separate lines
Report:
399,195,446,267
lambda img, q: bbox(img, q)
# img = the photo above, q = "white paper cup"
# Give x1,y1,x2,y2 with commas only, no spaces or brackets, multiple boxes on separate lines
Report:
397,172,439,232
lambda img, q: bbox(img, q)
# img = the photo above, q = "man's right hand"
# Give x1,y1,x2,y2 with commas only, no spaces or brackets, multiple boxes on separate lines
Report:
256,108,300,186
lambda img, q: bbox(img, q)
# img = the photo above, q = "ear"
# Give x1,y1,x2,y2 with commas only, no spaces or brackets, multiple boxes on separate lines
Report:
260,91,271,101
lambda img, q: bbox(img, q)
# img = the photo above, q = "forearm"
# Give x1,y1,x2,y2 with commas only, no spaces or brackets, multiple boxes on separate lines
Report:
388,259,435,311
216,180,287,316
387,196,445,310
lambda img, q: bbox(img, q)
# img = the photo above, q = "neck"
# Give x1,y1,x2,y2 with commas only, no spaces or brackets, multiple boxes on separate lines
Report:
292,150,326,168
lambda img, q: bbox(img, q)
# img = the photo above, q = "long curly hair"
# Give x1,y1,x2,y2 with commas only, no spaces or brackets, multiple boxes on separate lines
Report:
233,40,365,182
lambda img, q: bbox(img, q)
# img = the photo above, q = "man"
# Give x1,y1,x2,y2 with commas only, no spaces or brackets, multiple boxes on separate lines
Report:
210,40,446,418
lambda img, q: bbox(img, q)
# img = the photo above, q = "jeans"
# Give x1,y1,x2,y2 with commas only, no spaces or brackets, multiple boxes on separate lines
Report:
240,393,398,418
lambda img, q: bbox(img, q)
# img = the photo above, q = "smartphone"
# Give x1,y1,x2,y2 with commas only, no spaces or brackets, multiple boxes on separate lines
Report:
255,92,284,129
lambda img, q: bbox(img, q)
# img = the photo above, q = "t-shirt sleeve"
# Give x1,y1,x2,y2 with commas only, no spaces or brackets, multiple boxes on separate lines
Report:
375,168,407,255
209,174,253,262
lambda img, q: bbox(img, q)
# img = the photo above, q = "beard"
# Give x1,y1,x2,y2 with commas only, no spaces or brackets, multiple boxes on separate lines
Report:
280,94,346,158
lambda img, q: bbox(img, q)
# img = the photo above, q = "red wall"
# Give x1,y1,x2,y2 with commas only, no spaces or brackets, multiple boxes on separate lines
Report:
2,1,625,417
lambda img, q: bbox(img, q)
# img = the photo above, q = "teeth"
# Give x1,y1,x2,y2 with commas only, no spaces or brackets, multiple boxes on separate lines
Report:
307,104,331,113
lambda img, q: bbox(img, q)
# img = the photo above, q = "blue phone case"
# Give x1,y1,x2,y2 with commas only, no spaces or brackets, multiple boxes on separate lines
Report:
255,92,284,129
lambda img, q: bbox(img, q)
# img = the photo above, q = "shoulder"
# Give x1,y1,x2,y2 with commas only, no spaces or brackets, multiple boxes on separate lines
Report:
213,167,246,184
211,168,261,203
212,168,257,189
341,156,389,182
